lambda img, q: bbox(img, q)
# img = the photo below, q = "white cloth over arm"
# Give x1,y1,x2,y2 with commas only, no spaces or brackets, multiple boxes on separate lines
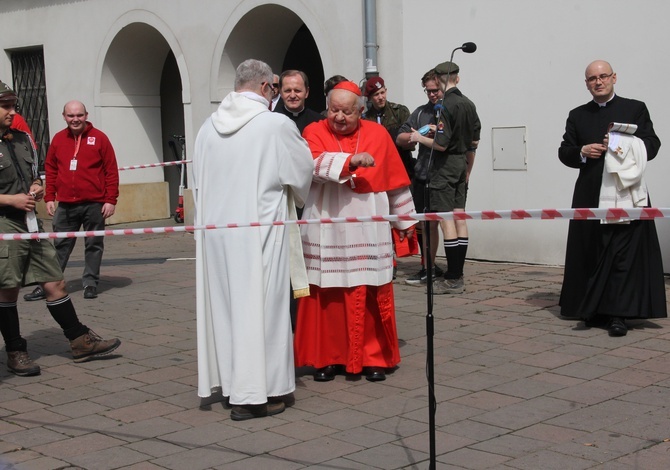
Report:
600,132,648,211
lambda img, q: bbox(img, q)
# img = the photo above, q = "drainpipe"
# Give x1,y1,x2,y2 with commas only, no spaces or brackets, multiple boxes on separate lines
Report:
363,0,378,79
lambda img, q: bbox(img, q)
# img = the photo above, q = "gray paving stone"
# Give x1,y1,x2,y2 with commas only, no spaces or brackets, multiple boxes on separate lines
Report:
345,441,429,469
472,396,579,430
440,419,510,442
307,407,384,431
502,449,596,470
471,432,552,458
219,429,300,455
548,430,652,463
270,436,363,465
66,446,152,470
437,447,512,469
158,421,247,448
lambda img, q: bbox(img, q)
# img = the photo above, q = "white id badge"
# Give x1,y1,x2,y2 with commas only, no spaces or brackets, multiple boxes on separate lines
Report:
70,159,78,171
26,210,38,233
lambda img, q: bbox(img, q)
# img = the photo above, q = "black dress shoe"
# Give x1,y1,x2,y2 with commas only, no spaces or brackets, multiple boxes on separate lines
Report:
83,286,98,299
364,367,386,382
607,317,628,337
314,365,340,382
584,315,608,328
23,286,46,301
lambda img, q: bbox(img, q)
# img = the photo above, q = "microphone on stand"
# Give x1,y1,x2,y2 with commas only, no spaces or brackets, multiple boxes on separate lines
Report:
424,40,477,470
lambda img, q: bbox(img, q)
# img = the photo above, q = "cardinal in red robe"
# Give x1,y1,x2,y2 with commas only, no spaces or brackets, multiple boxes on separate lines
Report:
295,81,416,382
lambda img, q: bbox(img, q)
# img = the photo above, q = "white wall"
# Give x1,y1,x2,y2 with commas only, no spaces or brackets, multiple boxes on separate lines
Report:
380,0,670,267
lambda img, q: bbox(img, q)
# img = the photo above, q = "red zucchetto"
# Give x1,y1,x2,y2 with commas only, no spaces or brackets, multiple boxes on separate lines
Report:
333,81,362,96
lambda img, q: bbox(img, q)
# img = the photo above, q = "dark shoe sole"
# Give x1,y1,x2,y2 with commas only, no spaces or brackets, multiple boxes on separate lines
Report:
72,339,121,363
607,319,628,337
608,326,628,337
314,373,335,382
269,392,295,408
314,365,341,382
230,402,285,421
7,366,41,377
364,367,386,382
83,289,98,299
23,291,46,302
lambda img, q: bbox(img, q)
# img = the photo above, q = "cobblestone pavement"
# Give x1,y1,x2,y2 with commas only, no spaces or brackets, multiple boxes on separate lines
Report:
1,219,669,469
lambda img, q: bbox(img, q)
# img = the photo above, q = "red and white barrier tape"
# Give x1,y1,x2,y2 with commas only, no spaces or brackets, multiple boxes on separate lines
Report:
118,160,192,171
2,208,669,241
37,160,191,180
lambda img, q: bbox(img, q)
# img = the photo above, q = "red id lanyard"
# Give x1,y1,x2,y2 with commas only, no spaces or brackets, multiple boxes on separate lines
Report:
70,134,81,171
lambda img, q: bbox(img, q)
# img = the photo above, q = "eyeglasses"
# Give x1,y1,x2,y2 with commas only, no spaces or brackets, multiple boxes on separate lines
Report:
272,83,279,89
586,72,614,84
424,88,441,95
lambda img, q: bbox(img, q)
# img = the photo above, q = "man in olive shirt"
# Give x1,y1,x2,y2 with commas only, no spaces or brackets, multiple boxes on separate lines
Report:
431,61,481,295
362,76,414,180
397,64,480,294
0,81,120,377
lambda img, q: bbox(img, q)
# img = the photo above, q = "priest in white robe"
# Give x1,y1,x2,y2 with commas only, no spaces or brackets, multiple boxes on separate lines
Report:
193,59,313,421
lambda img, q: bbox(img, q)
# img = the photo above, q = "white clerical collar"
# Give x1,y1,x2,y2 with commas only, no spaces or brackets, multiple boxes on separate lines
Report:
595,93,615,107
289,106,305,117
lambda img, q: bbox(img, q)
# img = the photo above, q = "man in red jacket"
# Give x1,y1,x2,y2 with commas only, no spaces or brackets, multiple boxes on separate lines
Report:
24,101,119,301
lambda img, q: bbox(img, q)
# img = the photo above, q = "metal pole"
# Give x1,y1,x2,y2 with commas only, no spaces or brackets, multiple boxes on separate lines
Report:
363,0,378,78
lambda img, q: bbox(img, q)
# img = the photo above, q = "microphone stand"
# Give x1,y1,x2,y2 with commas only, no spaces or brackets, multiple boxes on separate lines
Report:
424,42,472,470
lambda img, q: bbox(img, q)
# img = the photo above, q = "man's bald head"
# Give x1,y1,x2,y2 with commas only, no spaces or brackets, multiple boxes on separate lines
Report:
584,60,616,103
62,100,89,136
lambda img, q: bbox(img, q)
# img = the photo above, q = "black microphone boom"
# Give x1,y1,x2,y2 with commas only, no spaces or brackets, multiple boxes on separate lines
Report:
446,42,477,73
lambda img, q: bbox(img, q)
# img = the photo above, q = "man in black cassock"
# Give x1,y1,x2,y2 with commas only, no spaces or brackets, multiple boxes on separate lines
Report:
558,59,666,337
273,70,324,134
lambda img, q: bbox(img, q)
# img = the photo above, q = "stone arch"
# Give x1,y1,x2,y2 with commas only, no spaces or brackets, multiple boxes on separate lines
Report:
210,1,328,110
95,10,189,222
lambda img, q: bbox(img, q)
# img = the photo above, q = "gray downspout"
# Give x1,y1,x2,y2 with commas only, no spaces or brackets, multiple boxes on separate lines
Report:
364,0,378,79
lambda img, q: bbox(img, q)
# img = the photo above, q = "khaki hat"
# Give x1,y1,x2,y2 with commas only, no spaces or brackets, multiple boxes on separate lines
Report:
0,80,17,102
434,61,459,75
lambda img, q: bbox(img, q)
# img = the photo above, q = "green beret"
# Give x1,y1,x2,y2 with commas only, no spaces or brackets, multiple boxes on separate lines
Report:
434,61,459,75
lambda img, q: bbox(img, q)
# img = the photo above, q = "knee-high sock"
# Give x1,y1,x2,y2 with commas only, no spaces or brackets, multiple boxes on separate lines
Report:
443,238,459,279
46,296,88,341
457,237,469,277
0,302,26,351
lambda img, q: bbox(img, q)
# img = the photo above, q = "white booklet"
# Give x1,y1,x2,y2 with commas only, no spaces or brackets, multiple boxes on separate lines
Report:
608,122,637,134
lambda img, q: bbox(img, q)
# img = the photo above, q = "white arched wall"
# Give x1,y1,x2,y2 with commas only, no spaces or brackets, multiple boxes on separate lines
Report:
95,10,190,223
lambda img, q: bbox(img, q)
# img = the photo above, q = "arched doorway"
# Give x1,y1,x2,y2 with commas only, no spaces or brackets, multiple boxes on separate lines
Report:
213,4,324,111
160,50,185,217
98,22,185,223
